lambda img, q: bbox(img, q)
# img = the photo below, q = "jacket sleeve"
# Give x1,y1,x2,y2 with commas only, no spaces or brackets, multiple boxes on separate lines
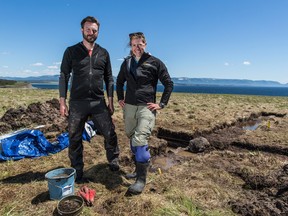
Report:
103,51,114,98
157,60,174,105
59,47,72,99
116,60,127,101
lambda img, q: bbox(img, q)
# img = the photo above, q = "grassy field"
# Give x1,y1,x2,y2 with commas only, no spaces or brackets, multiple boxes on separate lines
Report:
1,88,288,215
0,80,31,89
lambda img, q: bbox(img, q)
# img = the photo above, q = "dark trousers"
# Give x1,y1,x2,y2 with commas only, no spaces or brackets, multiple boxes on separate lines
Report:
68,99,119,173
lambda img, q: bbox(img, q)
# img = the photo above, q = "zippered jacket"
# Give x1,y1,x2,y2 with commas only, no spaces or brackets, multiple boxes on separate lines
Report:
59,42,114,101
116,52,173,106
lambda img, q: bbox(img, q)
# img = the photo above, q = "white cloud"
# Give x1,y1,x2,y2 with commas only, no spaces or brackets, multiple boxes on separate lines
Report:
21,70,40,76
42,70,59,75
31,62,44,66
243,61,251,65
47,65,58,69
2,65,8,68
0,51,9,55
224,62,229,66
30,71,41,75
117,58,124,61
42,68,59,75
54,62,61,65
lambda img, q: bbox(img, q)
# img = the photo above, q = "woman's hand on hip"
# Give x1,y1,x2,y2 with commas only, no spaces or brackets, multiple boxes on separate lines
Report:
147,102,161,111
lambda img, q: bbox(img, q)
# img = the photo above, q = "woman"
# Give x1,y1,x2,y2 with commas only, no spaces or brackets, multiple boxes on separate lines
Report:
116,32,174,195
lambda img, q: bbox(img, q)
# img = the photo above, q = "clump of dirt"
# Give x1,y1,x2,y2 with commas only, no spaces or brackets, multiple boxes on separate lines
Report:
188,136,211,152
0,98,67,139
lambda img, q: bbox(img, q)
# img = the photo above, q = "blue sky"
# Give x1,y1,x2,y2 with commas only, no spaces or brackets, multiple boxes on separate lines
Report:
1,0,288,83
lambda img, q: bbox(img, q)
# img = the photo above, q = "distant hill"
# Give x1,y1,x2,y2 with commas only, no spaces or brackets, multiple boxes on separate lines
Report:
1,75,287,87
171,77,288,87
0,75,59,83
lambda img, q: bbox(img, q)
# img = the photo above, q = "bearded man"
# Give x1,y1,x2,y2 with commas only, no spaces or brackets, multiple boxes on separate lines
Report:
59,16,120,183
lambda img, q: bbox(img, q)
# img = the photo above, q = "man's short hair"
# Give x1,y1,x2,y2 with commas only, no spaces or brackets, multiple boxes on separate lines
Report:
81,16,100,29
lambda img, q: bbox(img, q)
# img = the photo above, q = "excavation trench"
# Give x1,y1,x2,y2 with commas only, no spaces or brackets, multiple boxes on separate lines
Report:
155,111,288,215
157,111,287,155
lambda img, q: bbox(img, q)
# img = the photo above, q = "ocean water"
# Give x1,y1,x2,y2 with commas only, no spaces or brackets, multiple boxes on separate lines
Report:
31,83,288,97
157,85,288,97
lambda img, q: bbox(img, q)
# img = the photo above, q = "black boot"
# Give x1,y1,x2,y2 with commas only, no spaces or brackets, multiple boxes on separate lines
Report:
109,158,120,171
106,147,120,171
75,170,90,184
127,162,149,195
125,154,137,179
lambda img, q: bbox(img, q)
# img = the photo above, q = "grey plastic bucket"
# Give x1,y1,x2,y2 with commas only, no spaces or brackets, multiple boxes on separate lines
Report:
45,168,76,200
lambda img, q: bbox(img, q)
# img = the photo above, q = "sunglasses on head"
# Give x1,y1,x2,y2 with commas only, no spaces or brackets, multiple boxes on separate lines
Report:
129,32,144,37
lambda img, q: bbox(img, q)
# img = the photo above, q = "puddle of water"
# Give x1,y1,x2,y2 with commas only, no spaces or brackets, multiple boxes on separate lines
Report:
151,148,193,173
242,120,262,131
151,156,175,171
172,147,193,157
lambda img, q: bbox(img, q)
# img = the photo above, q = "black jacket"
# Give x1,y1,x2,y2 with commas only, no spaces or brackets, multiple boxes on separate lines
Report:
116,52,173,106
59,42,114,101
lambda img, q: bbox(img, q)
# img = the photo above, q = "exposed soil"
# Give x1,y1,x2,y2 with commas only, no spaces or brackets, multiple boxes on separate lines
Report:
58,198,82,214
1,96,288,215
156,111,288,215
0,98,68,140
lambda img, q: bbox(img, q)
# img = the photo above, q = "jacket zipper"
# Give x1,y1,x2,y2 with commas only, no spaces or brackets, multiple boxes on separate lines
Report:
89,52,92,98
89,52,98,98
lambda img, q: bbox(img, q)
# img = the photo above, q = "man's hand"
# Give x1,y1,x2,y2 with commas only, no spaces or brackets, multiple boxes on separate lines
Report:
108,97,114,115
59,97,69,117
118,100,125,108
108,103,114,115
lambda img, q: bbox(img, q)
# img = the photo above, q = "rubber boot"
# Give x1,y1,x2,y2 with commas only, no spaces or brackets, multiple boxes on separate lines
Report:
127,162,149,195
125,154,137,179
109,157,120,171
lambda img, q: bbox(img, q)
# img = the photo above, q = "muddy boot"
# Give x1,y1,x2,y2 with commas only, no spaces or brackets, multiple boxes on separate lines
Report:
127,162,149,195
125,155,137,179
109,158,120,171
106,146,120,171
75,170,83,183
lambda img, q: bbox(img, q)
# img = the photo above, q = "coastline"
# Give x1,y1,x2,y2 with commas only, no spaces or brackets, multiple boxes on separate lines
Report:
31,83,288,97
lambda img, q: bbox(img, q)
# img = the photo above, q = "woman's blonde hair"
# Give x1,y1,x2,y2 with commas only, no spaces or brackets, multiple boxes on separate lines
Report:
128,32,147,46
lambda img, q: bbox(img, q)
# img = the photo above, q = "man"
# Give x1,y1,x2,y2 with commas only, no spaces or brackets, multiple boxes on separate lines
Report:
116,32,173,195
59,16,119,183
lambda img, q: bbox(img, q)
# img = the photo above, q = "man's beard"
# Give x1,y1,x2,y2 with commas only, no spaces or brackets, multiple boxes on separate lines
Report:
83,33,97,43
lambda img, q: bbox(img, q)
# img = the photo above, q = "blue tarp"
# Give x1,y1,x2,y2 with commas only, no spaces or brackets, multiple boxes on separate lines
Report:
0,130,69,161
0,121,96,161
